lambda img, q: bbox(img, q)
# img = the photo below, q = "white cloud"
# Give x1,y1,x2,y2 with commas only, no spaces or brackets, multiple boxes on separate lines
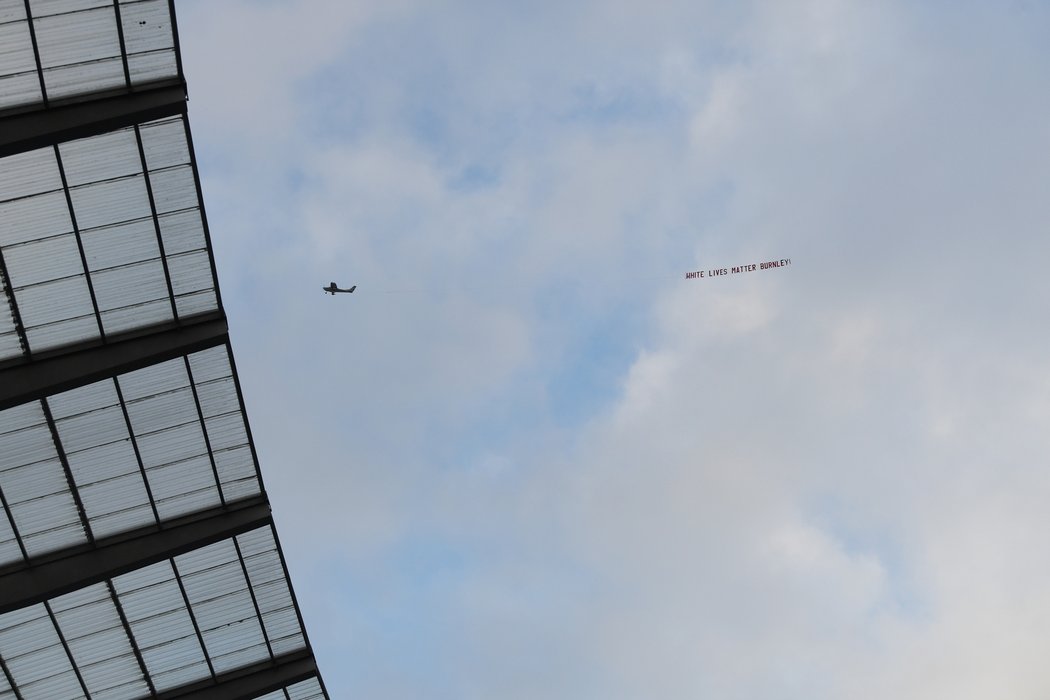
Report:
178,0,418,149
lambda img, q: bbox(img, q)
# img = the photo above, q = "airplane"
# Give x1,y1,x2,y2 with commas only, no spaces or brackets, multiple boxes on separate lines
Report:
323,282,356,295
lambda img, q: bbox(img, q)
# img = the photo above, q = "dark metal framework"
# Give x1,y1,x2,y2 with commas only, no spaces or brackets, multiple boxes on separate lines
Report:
0,248,29,359
43,598,91,698
0,83,188,164
0,313,229,411
155,651,319,700
0,496,272,615
22,0,49,110
0,4,328,698
108,577,159,698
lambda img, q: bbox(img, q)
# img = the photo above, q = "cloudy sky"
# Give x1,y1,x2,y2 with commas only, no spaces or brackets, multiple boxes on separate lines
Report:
176,1,1050,697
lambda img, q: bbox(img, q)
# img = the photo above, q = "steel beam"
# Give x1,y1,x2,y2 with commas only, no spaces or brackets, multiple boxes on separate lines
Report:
0,80,186,158
0,496,271,615
0,81,187,158
151,651,318,700
0,313,228,411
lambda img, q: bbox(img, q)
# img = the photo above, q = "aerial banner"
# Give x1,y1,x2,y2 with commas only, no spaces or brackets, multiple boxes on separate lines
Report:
685,258,792,280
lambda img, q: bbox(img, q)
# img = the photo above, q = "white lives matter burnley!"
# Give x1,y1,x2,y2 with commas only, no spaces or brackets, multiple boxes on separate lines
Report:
684,258,792,280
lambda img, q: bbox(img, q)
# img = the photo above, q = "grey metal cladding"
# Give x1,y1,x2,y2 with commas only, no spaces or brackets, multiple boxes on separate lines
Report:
0,1,327,696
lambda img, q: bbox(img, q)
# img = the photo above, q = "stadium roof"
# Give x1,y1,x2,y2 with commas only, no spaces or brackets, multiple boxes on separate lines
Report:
0,1,329,698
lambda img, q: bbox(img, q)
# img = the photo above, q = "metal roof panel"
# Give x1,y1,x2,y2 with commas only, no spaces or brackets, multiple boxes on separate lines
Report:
0,4,326,695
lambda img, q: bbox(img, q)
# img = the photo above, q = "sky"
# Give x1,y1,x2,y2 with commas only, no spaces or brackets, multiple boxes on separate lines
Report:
176,1,1050,698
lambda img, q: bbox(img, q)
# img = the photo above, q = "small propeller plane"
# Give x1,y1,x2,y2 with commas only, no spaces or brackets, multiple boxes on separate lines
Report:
323,282,356,295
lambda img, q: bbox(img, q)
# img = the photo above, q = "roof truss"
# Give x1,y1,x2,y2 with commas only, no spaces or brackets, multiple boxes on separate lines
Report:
0,3,328,697
155,650,319,700
0,82,188,160
0,313,228,411
0,496,271,615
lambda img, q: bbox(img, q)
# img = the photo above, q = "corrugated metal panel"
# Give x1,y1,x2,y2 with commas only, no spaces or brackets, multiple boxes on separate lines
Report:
205,413,248,452
214,445,257,501
0,401,89,560
114,559,210,692
146,454,215,520
2,0,180,111
141,116,189,170
81,218,159,271
254,680,323,700
127,385,197,435
286,678,326,700
63,437,134,486
14,266,90,314
150,164,197,213
19,276,99,350
0,581,153,699
0,116,221,355
0,604,87,699
176,538,270,674
87,349,254,529
51,583,150,699
93,252,166,297
60,128,142,186
135,413,205,469
31,1,112,18
1,5,326,697
0,149,70,267
187,344,232,383
0,264,24,361
33,5,117,65
239,527,306,656
50,380,156,539
189,346,262,501
0,333,20,363
0,144,95,353
254,678,325,700
0,15,41,110
93,258,171,326
0,148,62,203
121,0,177,85
99,299,166,334
0,665,14,700
35,6,125,101
119,353,184,399
254,690,285,700
0,345,267,550
169,249,214,296
119,0,173,53
0,191,74,247
2,456,83,546
41,54,122,105
4,233,83,288
126,44,177,84
0,497,22,564
175,289,218,317
159,208,207,255
141,118,217,320
106,529,307,693
195,377,239,417
70,174,152,230
0,0,28,22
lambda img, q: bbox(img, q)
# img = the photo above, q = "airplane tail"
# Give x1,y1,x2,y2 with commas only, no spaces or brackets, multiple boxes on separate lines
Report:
349,285,356,293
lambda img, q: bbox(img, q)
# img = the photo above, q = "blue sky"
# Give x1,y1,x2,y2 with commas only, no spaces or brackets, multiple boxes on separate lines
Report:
178,1,1050,697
